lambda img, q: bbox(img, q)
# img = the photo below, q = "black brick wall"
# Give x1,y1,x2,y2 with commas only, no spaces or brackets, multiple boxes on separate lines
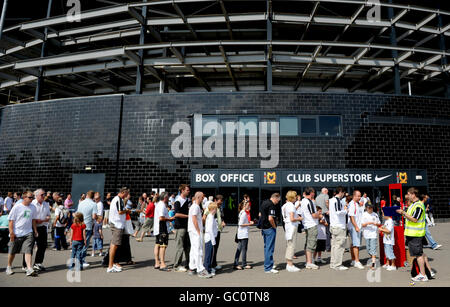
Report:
0,92,449,218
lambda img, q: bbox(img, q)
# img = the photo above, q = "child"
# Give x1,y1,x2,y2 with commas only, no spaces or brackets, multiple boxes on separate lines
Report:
203,202,218,276
234,200,254,270
92,215,103,257
379,213,396,271
68,212,86,270
314,208,328,264
361,203,381,270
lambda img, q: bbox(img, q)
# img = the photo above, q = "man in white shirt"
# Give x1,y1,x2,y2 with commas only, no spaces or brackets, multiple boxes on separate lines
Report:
76,190,98,268
3,192,14,214
188,191,211,278
94,192,104,220
107,187,130,273
348,190,365,269
299,187,323,270
27,189,50,272
329,186,349,270
173,184,191,272
6,191,39,277
153,192,175,271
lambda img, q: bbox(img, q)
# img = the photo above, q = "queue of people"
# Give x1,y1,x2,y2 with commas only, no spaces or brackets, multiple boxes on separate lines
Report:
0,185,442,283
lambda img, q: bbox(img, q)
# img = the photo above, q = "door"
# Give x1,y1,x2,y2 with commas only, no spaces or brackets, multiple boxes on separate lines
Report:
71,173,105,211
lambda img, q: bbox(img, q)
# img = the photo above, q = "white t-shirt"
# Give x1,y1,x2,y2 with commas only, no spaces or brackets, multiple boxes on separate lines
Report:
383,218,395,245
299,198,318,229
109,196,125,229
153,201,169,236
237,210,249,239
31,200,51,227
8,203,37,237
317,217,327,240
204,213,218,245
282,201,299,241
347,200,364,229
96,201,104,217
188,202,203,233
361,211,380,239
329,197,347,230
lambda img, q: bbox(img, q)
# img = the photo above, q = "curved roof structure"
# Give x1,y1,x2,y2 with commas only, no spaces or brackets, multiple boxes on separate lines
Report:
0,0,449,104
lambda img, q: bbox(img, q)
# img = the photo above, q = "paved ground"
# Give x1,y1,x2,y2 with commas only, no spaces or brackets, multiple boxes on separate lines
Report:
1,223,449,287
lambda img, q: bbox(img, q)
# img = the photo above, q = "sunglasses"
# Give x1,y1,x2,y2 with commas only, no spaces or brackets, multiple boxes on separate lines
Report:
25,196,34,200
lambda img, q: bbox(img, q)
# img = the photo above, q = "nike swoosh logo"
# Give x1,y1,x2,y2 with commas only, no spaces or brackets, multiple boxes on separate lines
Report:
375,174,392,182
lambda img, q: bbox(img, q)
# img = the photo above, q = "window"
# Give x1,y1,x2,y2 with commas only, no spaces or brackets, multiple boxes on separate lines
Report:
280,116,298,136
301,118,317,134
238,117,258,136
319,116,341,136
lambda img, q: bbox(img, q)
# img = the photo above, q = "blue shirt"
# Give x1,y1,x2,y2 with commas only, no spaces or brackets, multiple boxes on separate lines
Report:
77,198,97,230
93,221,102,239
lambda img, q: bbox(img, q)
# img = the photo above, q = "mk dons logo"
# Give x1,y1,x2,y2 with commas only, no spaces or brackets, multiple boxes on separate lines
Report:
397,172,408,184
264,172,277,184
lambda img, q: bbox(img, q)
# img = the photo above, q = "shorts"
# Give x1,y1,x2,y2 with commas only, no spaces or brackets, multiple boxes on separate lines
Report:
8,233,34,255
156,233,169,246
316,239,326,252
304,226,318,252
104,210,109,219
93,238,103,250
110,224,124,246
365,238,377,256
349,227,362,247
384,244,396,260
141,217,154,233
406,236,424,257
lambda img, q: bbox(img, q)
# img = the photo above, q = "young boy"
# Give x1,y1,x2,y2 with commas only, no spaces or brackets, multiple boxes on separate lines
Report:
314,208,328,264
92,216,103,257
379,213,396,271
203,202,218,276
361,203,381,270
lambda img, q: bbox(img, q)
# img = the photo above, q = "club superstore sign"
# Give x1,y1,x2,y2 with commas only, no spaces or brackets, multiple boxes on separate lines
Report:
191,169,428,187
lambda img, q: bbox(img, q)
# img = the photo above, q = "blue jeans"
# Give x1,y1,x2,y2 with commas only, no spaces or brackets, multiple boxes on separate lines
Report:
81,229,93,264
262,228,276,272
71,240,84,270
203,241,214,273
425,223,438,249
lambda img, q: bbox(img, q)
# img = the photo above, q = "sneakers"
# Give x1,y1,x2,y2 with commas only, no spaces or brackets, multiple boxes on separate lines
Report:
188,269,196,276
286,265,300,272
411,274,428,282
334,265,349,271
107,266,121,273
33,264,45,271
91,253,95,257
99,252,104,257
197,270,213,278
430,270,436,278
265,269,279,274
382,264,389,268
26,268,38,277
6,266,14,275
305,263,319,270
211,268,216,274
432,244,442,250
354,262,365,269
113,264,122,272
21,267,27,271
350,260,355,267
82,263,90,269
316,258,327,264
174,266,188,272
214,265,222,270
386,266,397,271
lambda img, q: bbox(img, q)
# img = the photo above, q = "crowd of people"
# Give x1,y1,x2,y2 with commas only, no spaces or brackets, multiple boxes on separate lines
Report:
0,185,442,282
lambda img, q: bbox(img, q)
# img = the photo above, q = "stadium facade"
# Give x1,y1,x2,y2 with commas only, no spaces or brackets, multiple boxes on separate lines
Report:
0,0,449,221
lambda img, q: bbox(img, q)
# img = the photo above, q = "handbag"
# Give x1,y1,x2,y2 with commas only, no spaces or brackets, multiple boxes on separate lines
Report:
124,215,134,235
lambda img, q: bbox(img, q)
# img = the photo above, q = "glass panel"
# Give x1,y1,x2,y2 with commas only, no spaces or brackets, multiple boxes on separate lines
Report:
238,117,258,136
202,116,219,137
280,116,298,136
319,116,341,136
301,118,317,134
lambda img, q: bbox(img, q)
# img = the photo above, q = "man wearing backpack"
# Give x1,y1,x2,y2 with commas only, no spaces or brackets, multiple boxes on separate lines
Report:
54,198,69,250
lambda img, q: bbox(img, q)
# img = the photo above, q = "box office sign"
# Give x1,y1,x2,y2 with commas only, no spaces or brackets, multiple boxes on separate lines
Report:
191,169,428,187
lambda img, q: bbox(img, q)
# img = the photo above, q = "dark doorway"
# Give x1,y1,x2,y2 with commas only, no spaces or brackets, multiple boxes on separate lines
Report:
71,173,105,211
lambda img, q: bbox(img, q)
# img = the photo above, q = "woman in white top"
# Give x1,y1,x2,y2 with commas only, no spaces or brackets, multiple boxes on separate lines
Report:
233,200,254,270
282,190,303,272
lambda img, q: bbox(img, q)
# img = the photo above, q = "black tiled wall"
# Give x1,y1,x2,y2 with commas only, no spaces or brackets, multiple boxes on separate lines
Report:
0,92,449,218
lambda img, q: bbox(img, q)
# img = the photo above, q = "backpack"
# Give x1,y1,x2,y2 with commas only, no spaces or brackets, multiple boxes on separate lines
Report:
58,207,69,224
